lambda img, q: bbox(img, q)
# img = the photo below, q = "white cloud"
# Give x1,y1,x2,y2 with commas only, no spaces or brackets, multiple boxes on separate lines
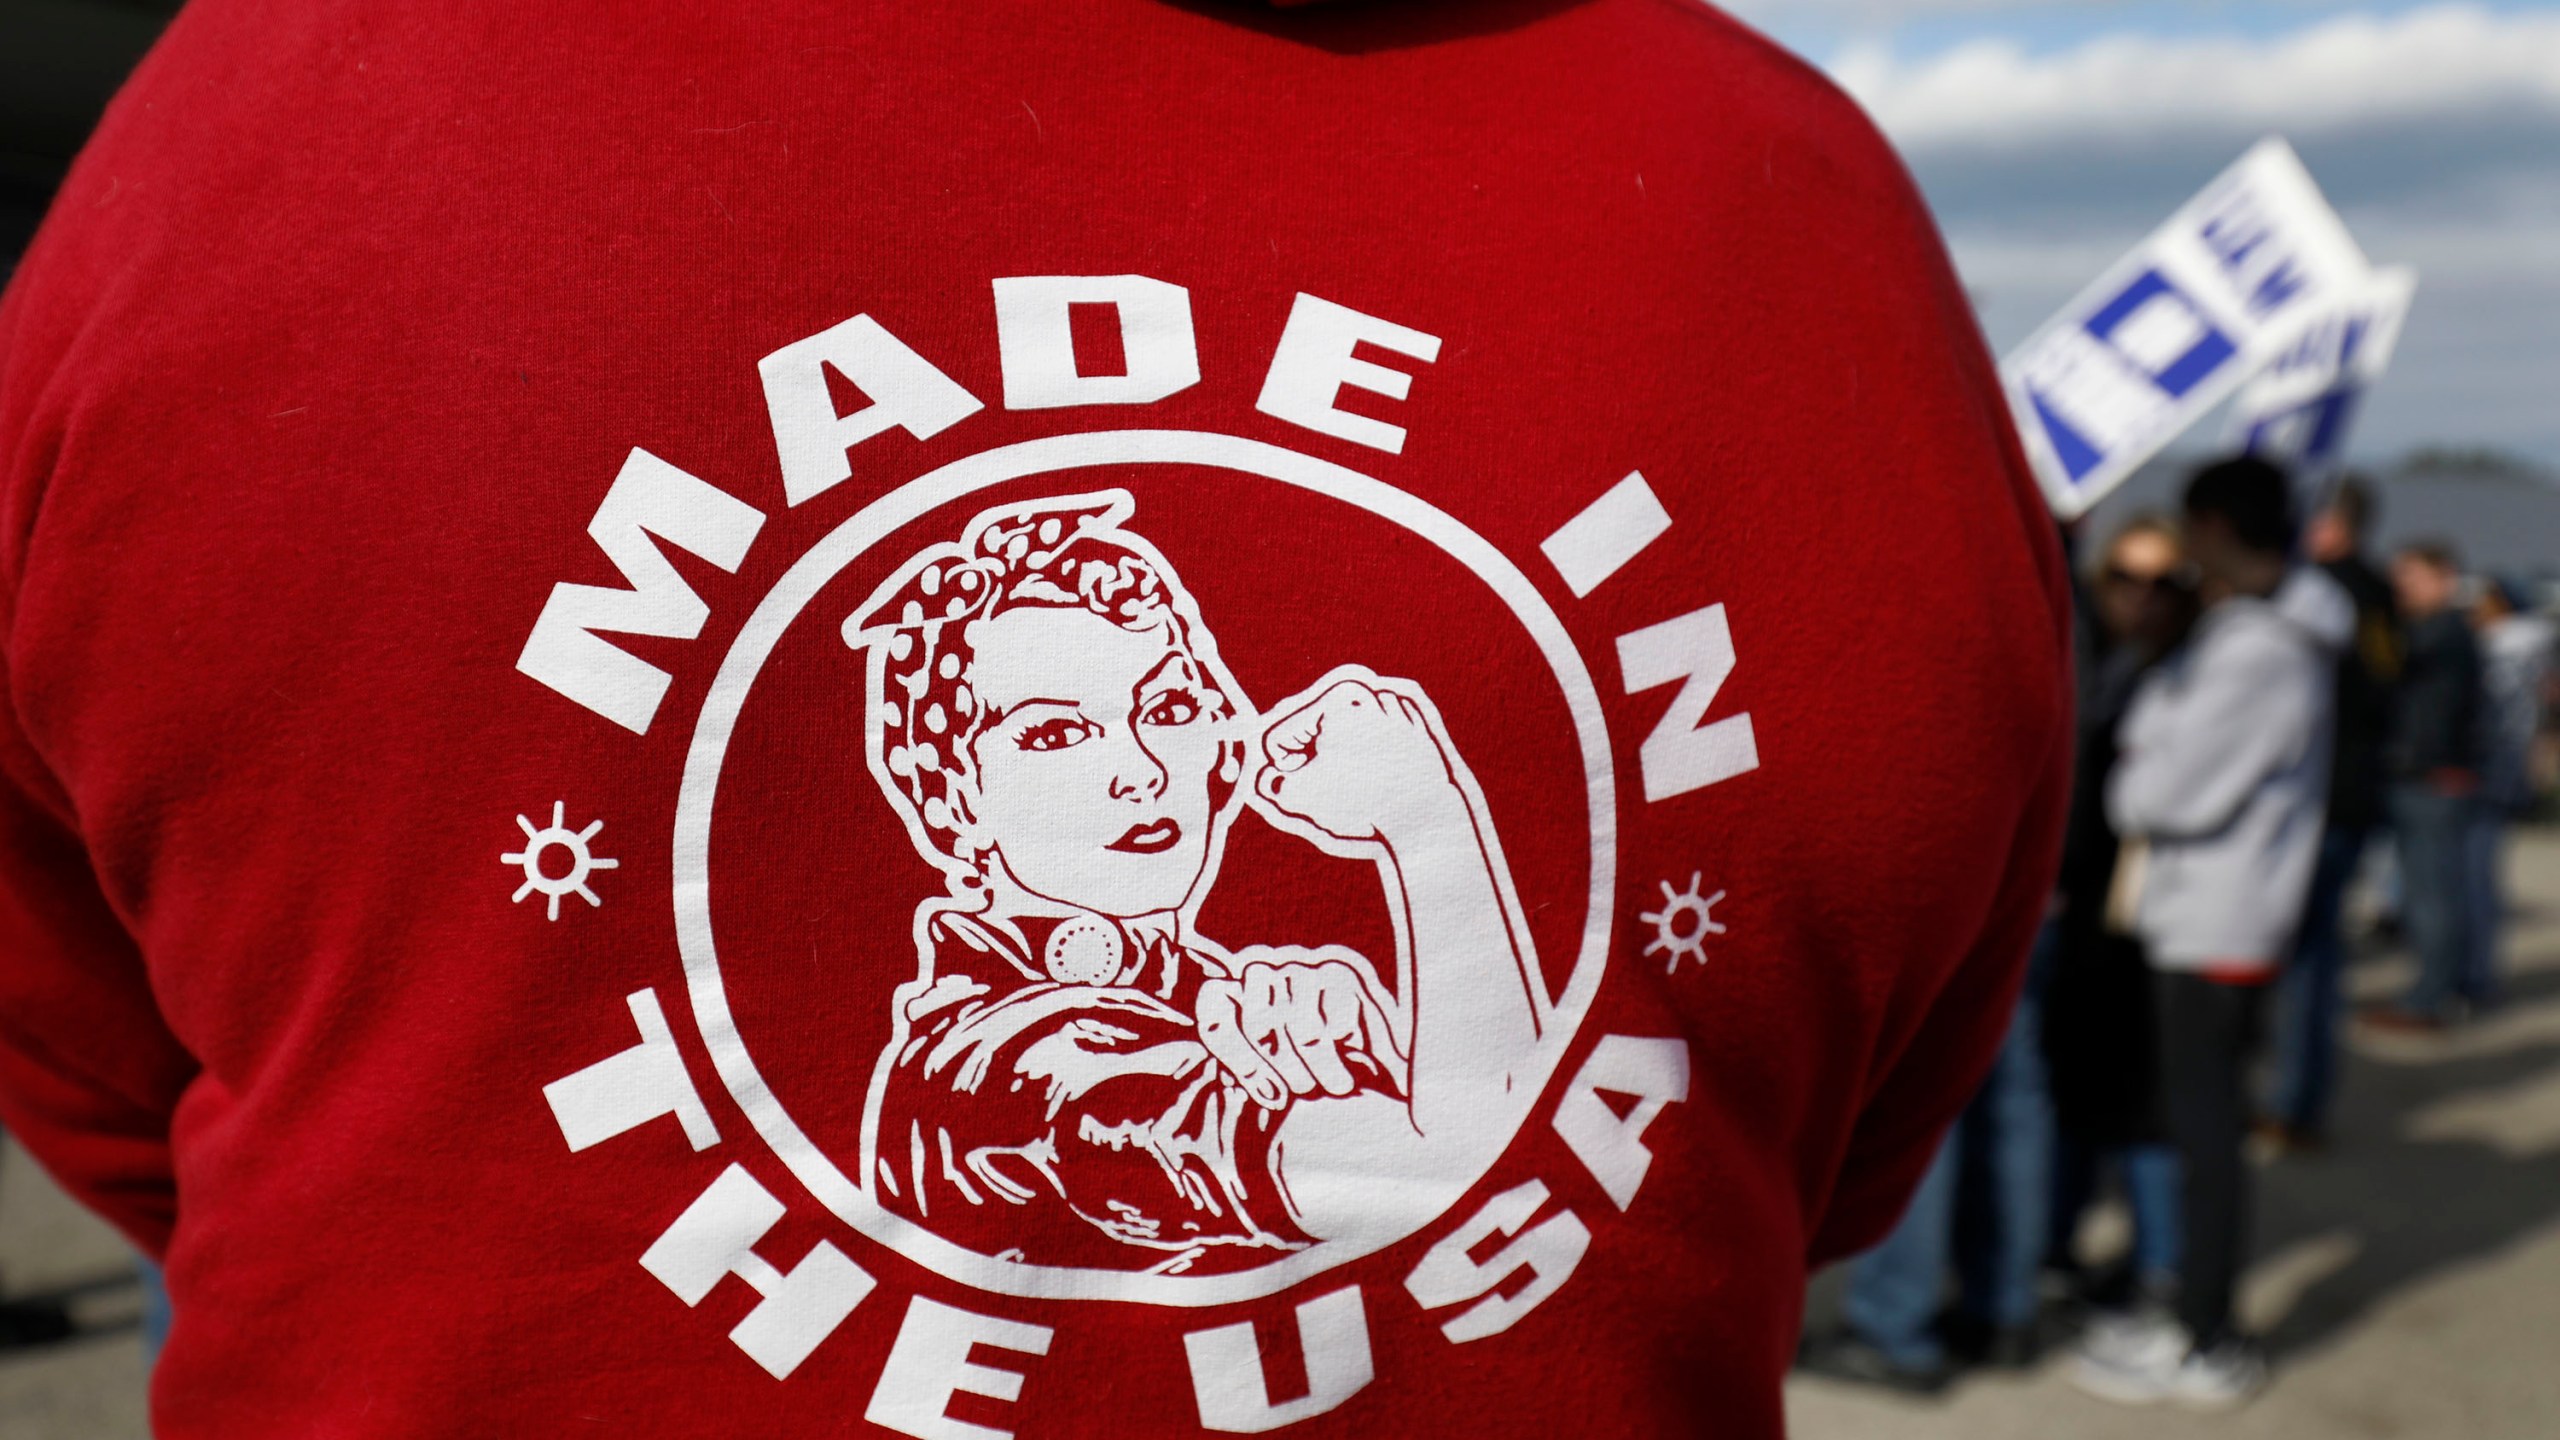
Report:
1943,168,2560,293
1833,4,2560,150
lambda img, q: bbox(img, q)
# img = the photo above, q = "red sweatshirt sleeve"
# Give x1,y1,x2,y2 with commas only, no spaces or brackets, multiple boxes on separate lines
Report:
1805,727,2070,1266
0,670,194,1256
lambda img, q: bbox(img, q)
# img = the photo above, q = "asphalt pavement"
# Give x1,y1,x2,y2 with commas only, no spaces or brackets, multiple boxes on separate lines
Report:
1793,825,2560,1439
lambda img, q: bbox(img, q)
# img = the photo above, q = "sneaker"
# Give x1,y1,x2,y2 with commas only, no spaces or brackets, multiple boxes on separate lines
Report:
1795,1329,1952,1396
0,1297,75,1351
1940,1311,2040,1371
2073,1316,2269,1410
2070,1311,2187,1405
2167,1339,2269,1411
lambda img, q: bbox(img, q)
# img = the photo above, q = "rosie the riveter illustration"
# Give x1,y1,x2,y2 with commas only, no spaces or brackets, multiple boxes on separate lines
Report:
842,489,1550,1275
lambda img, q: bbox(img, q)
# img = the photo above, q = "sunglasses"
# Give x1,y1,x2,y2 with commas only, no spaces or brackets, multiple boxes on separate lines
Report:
2102,566,2173,590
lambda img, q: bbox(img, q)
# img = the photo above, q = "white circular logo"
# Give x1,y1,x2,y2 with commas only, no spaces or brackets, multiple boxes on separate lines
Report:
674,430,1616,1305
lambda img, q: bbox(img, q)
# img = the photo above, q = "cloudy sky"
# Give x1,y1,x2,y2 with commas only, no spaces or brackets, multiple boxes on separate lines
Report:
1724,1,2560,470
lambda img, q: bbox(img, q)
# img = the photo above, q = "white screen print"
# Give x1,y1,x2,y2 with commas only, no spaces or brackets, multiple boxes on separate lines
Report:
843,491,1549,1274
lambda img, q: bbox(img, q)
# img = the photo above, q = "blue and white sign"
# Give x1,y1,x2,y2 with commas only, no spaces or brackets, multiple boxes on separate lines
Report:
2003,138,2377,519
2227,265,2418,492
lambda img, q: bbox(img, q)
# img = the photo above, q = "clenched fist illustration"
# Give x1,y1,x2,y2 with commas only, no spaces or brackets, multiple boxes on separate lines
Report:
1196,952,1407,1110
1255,673,1463,845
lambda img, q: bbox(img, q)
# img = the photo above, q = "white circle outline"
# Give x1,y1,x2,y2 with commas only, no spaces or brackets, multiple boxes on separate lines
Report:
675,429,1617,1306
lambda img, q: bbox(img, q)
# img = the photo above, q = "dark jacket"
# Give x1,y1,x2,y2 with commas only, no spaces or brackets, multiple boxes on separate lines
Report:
2322,554,2401,831
2045,576,2164,1144
2056,595,2147,931
2390,609,2483,778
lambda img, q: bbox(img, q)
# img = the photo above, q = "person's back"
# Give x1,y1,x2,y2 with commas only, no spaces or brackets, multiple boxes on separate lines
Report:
2265,481,2403,1150
0,2,2067,1434
2394,587,2484,787
2376,540,2485,1028
2086,455,2345,1405
2477,583,2553,816
2304,482,2400,839
2109,554,2350,976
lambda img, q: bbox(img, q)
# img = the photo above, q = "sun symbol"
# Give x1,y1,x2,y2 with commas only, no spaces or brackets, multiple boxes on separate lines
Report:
501,802,619,921
1641,873,1727,974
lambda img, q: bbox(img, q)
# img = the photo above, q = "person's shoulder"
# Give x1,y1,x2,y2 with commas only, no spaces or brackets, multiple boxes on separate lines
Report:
1616,0,1930,202
2420,609,2482,658
2204,599,2328,679
2323,554,2394,612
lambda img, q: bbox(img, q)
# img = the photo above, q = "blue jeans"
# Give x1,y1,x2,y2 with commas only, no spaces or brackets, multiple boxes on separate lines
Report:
1953,965,2055,1331
2463,808,2506,1009
2392,784,2478,1018
2050,1136,2183,1285
2272,825,2368,1131
1841,925,2055,1361
2118,1145,2183,1282
1840,1132,1960,1369
136,1254,171,1369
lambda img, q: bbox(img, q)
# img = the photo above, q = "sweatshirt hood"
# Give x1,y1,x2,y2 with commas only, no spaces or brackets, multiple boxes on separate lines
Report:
2270,564,2356,653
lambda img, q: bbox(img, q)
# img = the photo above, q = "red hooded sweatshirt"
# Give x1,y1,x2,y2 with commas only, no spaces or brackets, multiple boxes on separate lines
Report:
0,1,2067,1435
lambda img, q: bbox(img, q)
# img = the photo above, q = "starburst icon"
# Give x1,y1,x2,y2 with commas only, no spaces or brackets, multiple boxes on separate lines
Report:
501,802,619,920
1641,872,1727,974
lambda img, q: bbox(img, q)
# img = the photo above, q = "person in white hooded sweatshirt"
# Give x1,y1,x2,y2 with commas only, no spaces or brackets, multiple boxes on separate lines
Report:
2075,456,2353,1409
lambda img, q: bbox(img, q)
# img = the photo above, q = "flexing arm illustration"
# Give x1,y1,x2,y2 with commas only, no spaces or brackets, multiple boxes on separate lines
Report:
848,492,1554,1268
1199,670,1548,1244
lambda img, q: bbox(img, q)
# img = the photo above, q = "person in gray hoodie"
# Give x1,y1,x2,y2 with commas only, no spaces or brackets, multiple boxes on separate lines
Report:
2074,456,2352,1410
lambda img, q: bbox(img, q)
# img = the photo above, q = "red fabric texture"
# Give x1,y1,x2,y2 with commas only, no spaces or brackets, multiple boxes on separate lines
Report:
0,0,2068,1434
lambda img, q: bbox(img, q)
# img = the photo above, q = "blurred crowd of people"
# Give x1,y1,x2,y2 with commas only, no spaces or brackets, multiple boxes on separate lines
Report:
1803,458,2559,1410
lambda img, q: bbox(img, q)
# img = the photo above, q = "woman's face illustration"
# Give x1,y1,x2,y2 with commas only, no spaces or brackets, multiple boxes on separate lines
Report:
961,605,1230,917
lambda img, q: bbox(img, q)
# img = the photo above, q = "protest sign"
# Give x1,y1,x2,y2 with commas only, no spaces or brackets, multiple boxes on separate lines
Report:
2002,138,2376,519
2227,265,2417,494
